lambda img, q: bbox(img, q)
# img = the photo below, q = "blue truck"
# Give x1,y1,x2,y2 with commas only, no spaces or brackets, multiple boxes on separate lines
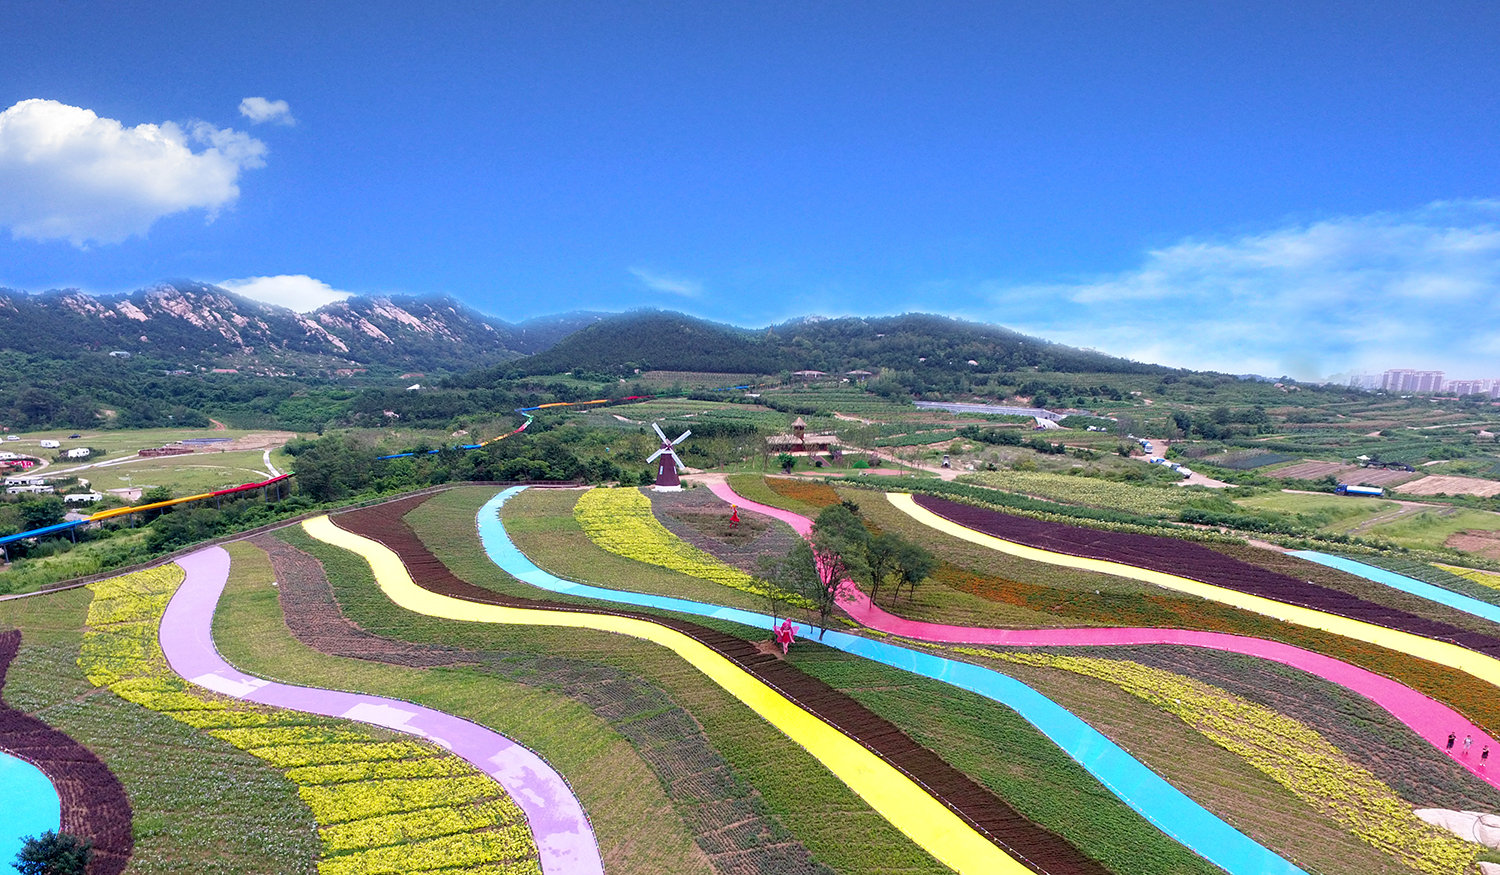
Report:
1335,483,1385,497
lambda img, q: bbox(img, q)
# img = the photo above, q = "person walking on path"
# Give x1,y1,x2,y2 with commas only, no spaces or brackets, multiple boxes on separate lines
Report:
1465,735,1474,755
1449,732,1457,751
1484,746,1491,766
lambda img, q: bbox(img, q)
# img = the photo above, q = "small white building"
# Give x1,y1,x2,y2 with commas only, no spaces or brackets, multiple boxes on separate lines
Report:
39,440,60,449
63,492,103,503
4,476,46,487
7,484,54,495
64,447,91,459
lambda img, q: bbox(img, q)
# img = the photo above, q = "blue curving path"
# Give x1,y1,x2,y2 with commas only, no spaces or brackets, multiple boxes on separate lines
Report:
1291,551,1500,626
0,751,59,865
479,487,1306,875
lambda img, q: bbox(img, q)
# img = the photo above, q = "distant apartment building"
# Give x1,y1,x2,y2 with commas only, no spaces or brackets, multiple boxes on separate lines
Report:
1380,369,1445,392
1446,378,1500,398
1347,373,1382,390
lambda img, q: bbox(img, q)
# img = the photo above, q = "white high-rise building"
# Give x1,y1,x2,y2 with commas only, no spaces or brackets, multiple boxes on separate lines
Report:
1381,369,1445,392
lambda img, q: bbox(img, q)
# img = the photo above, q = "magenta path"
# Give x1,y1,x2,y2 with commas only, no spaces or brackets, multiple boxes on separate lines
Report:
159,548,604,875
707,482,1500,789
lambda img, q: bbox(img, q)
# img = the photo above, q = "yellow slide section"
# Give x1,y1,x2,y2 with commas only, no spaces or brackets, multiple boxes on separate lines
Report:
302,515,1024,875
888,493,1500,691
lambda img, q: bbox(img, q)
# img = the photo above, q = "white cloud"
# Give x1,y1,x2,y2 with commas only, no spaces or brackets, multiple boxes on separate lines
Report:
0,99,267,246
238,97,295,126
629,266,702,297
985,201,1500,380
220,275,352,312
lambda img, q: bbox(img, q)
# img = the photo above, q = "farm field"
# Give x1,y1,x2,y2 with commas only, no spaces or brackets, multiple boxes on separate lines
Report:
1233,491,1401,533
1399,475,1500,498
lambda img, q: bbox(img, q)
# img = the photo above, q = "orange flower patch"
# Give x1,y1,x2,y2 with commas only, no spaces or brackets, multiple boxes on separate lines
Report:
766,477,842,508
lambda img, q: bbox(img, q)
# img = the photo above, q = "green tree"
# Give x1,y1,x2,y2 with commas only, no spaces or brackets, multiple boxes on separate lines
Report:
13,830,93,875
865,532,902,603
137,485,174,506
16,496,65,530
892,539,937,601
776,453,796,474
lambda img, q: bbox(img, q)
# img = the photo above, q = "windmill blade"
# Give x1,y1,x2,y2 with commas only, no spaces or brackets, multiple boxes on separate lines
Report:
646,448,666,463
671,429,692,446
651,422,669,443
665,448,685,469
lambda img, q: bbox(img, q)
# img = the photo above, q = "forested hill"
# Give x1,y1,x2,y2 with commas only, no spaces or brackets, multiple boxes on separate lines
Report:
456,310,1168,384
0,282,607,373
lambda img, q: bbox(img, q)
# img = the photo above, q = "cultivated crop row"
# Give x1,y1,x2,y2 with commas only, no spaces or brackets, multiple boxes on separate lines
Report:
913,494,1500,658
959,470,1190,518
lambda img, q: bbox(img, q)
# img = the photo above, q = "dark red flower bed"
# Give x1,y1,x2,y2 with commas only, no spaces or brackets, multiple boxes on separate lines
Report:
0,630,132,875
914,494,1500,657
336,495,1112,875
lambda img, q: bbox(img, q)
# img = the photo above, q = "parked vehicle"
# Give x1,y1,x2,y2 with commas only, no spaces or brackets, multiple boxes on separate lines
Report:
1335,483,1385,497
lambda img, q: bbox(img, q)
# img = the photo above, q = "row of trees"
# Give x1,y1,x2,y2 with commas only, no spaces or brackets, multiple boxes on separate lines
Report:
762,501,936,636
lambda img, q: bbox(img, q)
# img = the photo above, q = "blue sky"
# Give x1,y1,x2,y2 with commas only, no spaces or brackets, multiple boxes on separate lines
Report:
1,2,1497,380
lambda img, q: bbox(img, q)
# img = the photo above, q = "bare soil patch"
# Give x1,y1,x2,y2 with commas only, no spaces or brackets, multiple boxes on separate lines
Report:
649,489,798,575
1447,531,1500,561
1272,461,1353,480
1398,475,1500,498
203,431,297,453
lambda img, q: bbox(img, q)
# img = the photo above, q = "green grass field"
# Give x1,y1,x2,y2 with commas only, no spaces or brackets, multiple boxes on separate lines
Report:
1362,506,1500,551
1233,491,1398,533
5,426,265,456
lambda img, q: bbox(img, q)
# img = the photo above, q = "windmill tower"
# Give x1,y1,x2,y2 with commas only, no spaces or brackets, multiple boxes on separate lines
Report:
647,422,691,491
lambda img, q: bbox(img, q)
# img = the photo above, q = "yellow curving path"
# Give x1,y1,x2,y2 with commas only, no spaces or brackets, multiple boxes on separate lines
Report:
302,515,1024,875
888,493,1500,691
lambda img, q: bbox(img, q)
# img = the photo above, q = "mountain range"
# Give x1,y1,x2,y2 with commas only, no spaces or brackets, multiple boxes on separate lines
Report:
0,281,607,373
0,280,1168,380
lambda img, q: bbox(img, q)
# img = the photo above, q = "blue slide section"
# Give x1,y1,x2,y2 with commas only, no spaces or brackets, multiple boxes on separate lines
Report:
1291,550,1500,625
479,487,1305,875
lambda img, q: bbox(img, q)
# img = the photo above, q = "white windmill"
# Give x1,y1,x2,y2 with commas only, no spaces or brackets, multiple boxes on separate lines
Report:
647,422,691,491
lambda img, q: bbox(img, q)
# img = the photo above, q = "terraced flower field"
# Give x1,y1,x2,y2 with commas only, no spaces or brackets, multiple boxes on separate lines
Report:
81,563,542,875
981,650,1478,875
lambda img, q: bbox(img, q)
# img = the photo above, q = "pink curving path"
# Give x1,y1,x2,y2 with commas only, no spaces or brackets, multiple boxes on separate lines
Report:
707,481,1500,789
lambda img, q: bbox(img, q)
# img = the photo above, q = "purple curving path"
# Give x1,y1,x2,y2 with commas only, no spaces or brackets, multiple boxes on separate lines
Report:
160,547,603,875
707,481,1500,789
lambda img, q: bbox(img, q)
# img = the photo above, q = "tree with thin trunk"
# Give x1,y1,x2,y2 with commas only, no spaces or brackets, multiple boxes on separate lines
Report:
866,532,902,604
893,539,937,602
